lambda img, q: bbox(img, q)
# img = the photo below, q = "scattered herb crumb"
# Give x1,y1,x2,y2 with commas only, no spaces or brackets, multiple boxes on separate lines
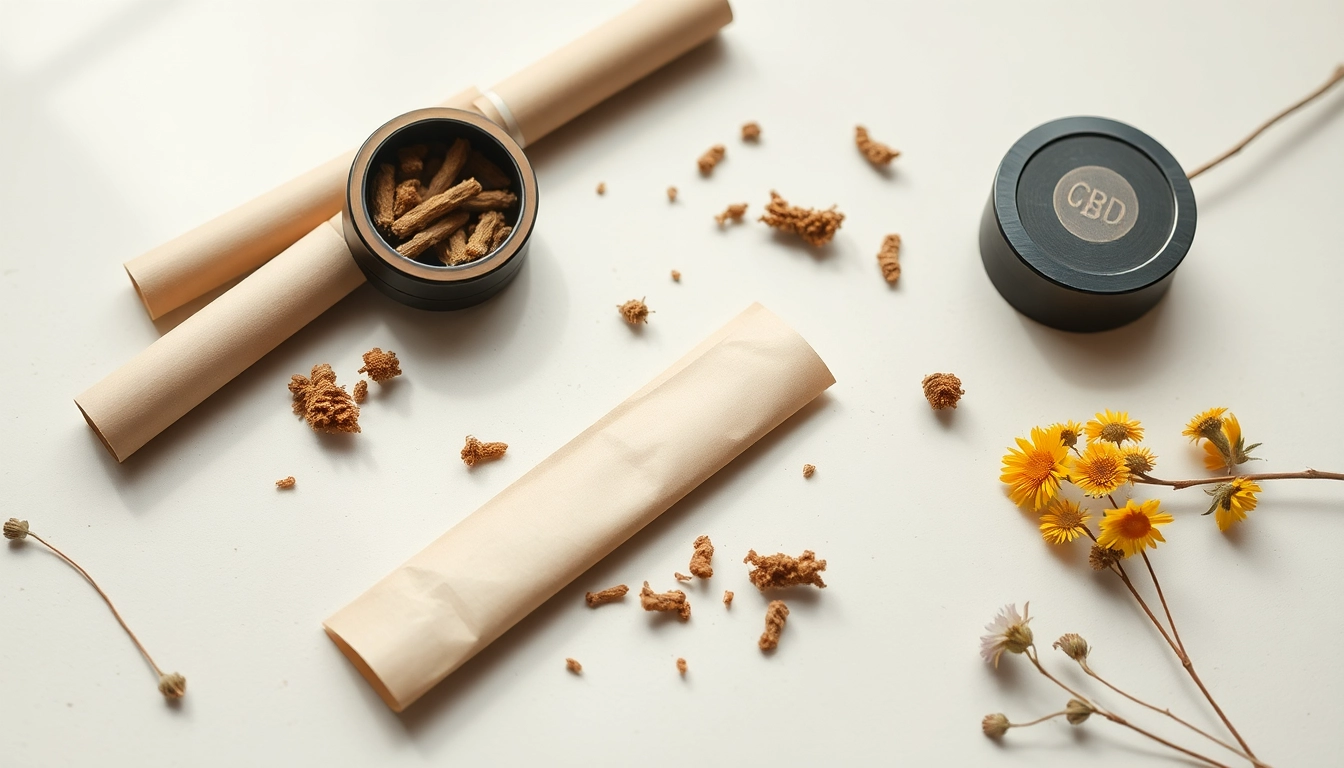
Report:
352,380,368,403
596,182,606,195
618,298,651,325
676,657,688,676
759,191,844,246
675,572,692,582
744,549,828,590
877,234,902,284
697,144,726,176
276,476,296,489
670,269,681,282
689,535,714,579
667,186,678,202
288,363,361,433
585,584,630,607
461,435,508,466
741,121,761,142
723,590,734,607
922,373,964,410
715,203,748,227
566,658,582,674
855,125,900,166
759,600,790,651
640,581,691,620
358,348,402,383
802,463,816,478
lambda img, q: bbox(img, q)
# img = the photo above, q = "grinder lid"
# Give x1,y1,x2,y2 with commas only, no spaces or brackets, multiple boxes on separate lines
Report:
979,116,1196,332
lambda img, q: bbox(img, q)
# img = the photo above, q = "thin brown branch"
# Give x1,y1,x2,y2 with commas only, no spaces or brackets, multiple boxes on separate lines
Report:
1187,64,1344,180
1134,469,1344,491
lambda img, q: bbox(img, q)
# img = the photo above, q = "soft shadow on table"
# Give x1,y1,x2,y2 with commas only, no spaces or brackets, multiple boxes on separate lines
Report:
1013,296,1172,390
382,394,837,744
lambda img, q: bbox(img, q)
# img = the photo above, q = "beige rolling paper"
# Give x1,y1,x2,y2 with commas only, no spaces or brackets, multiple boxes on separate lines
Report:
324,303,833,712
77,217,366,462
123,88,484,321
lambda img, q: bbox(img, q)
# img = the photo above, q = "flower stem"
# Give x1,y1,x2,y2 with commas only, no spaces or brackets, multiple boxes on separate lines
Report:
1010,711,1069,728
1133,469,1344,491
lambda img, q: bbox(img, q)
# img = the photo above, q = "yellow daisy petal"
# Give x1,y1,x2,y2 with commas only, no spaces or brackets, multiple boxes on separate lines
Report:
1097,498,1173,557
1083,410,1144,445
1001,425,1072,510
1071,442,1131,497
1039,500,1092,545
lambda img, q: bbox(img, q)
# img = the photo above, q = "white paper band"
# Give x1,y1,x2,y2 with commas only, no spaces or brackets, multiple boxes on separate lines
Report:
481,89,526,148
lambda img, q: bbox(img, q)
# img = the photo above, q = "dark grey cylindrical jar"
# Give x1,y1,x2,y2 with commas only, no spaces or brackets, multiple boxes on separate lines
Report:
979,117,1196,333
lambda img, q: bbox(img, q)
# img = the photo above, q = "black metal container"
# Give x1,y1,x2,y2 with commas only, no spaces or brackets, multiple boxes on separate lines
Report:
979,116,1196,332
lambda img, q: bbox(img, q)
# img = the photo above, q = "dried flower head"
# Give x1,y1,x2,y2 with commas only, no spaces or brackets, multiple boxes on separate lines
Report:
980,603,1033,667
1038,500,1091,545
1121,445,1158,475
1001,425,1072,510
1071,441,1131,497
1206,477,1262,531
1183,407,1228,443
289,363,361,434
1097,499,1173,557
854,125,899,165
1088,545,1124,571
1202,414,1261,472
4,518,28,540
981,713,1011,739
1084,410,1144,445
922,372,964,410
357,348,402,383
1053,633,1090,662
1065,698,1094,725
158,672,187,700
617,298,651,325
759,191,844,247
1053,421,1084,449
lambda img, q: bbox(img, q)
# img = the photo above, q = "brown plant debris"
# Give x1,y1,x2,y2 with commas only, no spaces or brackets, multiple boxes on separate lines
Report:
759,191,844,247
689,535,714,579
372,163,396,229
921,372,964,410
392,178,482,239
855,125,899,166
566,658,582,674
675,572,692,582
596,182,606,195
723,590,734,607
288,363,361,433
424,137,470,198
276,476,296,489
352,380,368,403
443,228,470,266
803,463,818,479
671,269,681,282
676,658,688,676
397,144,428,179
758,600,790,651
744,549,827,590
396,211,469,258
458,189,518,212
466,210,506,258
877,234,902,284
741,121,762,142
461,435,508,466
697,144,726,176
393,179,423,218
640,581,691,620
358,348,402,383
667,186,678,202
715,203,748,227
618,298,651,325
464,151,513,190
585,584,630,607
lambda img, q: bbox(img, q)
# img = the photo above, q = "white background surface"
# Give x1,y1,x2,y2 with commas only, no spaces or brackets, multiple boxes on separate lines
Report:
2,1,1342,765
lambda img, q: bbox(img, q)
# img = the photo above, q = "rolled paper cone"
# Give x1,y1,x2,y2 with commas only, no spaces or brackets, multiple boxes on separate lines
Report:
77,216,366,462
472,0,733,147
323,303,833,712
123,87,484,321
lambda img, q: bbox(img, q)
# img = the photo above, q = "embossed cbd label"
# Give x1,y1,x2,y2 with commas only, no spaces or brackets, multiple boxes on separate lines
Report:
1052,165,1139,243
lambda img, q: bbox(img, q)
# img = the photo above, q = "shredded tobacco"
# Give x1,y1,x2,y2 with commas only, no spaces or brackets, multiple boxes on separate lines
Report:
759,600,789,651
802,463,816,478
640,581,691,620
697,144,726,176
275,476,296,489
618,298,651,325
744,549,828,590
676,658,688,676
689,535,714,579
461,435,508,466
352,380,368,403
741,121,762,142
877,234,902,284
585,584,630,607
288,363,361,433
759,191,844,246
566,658,582,674
855,125,899,165
715,203,748,227
921,373,964,410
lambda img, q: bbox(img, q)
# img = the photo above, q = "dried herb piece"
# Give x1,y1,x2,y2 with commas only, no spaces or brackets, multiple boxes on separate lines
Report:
743,549,827,590
372,163,396,229
855,125,899,165
715,203,748,227
424,137,471,197
458,190,518,213
352,380,368,403
667,186,678,202
676,658,688,676
741,121,762,142
461,435,508,466
465,211,506,258
689,535,714,579
697,144,726,176
288,363,361,433
396,211,469,258
276,476,296,489
759,191,844,247
723,590,734,607
397,144,428,179
618,298,651,325
759,600,789,650
640,581,691,620
585,584,629,607
922,373,964,410
392,178,482,239
675,572,692,582
596,182,606,195
670,270,681,283
464,151,513,190
566,658,582,674
877,234,901,284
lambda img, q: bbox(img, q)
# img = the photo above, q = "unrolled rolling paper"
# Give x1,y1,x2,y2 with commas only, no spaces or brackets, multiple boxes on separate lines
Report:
323,303,834,712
